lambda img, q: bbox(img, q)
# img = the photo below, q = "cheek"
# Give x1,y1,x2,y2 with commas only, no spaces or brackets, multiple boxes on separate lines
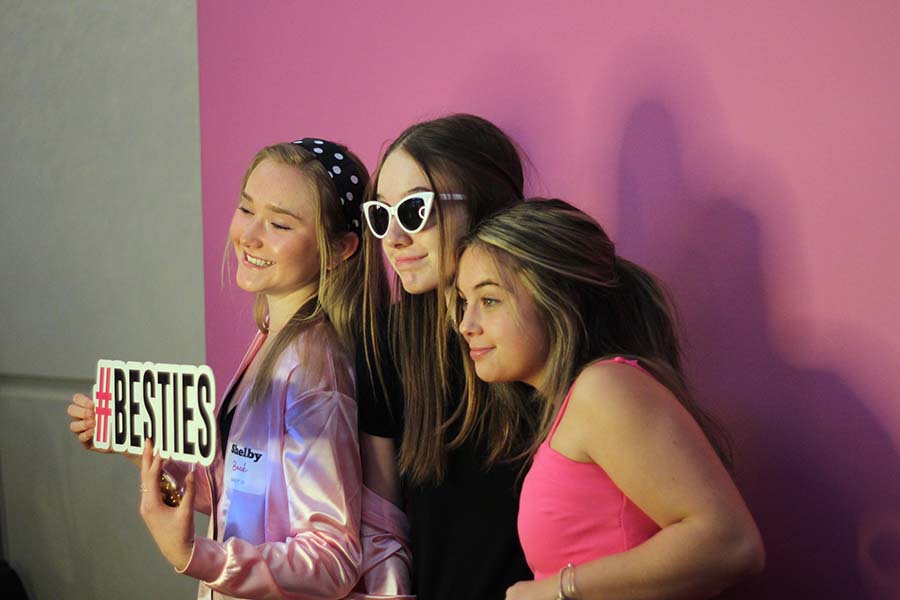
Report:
281,235,321,272
523,326,549,367
228,214,242,246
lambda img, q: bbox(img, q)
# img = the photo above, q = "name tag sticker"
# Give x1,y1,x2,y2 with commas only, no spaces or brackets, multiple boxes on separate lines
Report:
92,359,217,467
225,443,266,494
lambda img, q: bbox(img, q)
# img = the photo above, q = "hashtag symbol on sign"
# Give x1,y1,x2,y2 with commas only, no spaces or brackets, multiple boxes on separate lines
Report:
95,367,112,445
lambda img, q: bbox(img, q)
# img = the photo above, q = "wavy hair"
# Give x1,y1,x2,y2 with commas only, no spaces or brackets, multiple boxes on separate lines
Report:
455,198,733,469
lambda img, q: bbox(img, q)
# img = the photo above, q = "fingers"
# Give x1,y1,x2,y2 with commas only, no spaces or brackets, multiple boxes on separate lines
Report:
140,440,163,511
141,438,153,475
69,418,93,434
68,394,95,419
147,442,162,487
180,470,196,512
66,403,92,421
68,394,94,431
68,393,96,450
72,393,94,409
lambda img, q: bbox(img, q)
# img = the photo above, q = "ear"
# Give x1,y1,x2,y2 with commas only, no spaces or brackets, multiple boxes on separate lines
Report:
328,231,360,269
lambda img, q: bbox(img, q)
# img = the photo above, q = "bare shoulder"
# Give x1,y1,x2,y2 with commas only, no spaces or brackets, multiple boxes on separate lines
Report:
566,359,684,432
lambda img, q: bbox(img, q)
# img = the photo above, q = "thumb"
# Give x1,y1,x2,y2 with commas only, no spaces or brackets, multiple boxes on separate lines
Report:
180,469,197,511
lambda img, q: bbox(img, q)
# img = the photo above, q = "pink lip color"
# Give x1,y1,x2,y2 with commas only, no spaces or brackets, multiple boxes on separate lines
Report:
394,255,425,268
469,347,494,360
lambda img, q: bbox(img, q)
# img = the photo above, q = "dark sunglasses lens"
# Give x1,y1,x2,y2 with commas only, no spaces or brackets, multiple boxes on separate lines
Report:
397,196,427,231
366,205,390,235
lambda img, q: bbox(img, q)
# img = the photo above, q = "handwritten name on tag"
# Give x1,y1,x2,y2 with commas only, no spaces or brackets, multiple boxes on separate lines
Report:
225,443,266,494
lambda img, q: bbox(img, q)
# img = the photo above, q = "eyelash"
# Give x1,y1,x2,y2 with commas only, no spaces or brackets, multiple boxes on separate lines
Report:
457,296,499,310
238,206,292,231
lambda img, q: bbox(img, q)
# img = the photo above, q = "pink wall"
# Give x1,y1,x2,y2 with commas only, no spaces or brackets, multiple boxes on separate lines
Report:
198,2,900,597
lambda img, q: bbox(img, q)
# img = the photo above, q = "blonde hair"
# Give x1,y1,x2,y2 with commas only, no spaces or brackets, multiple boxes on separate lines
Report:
236,142,368,406
455,198,732,469
360,114,528,484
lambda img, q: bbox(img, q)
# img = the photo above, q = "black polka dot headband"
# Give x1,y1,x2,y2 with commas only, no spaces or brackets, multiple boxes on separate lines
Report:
293,138,365,235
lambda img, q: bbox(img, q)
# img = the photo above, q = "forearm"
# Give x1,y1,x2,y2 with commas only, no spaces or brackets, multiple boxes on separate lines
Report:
359,485,412,595
544,519,763,600
360,434,401,506
182,530,361,600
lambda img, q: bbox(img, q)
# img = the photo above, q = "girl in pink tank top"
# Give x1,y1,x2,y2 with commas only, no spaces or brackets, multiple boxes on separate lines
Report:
454,199,764,599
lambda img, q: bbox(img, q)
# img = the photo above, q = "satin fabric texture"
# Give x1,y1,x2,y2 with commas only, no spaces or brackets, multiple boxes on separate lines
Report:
167,321,413,599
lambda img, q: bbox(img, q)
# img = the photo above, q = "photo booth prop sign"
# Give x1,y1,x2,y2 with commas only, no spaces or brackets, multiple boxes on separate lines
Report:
92,360,217,467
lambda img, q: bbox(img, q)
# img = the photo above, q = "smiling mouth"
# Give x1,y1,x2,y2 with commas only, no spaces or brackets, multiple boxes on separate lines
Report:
469,347,494,360
244,252,274,267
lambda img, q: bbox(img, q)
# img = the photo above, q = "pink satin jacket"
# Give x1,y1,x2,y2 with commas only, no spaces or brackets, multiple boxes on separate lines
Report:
173,321,413,599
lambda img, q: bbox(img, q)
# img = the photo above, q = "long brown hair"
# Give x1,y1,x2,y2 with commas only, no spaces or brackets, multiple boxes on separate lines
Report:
235,142,369,406
361,114,528,484
455,198,733,469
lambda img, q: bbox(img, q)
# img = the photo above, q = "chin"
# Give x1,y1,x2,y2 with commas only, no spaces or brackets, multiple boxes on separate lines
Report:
398,277,438,295
474,367,499,384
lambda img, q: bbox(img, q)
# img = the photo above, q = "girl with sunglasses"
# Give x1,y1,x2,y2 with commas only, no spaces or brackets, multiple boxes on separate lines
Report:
357,114,533,599
455,199,765,600
67,139,412,599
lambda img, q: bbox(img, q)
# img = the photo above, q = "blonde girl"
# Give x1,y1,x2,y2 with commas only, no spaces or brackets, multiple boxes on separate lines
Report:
68,139,411,599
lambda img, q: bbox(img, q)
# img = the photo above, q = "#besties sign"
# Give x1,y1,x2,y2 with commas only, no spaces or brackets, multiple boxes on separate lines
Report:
92,359,217,466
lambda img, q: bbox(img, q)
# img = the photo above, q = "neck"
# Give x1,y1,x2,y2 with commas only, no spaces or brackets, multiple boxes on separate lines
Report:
265,283,318,334
522,363,549,394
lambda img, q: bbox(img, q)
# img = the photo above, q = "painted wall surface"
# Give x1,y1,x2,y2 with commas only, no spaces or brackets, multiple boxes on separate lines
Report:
1,3,206,599
1,4,207,379
198,2,900,598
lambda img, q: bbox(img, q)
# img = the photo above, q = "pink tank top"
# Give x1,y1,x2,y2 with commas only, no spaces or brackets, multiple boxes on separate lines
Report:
517,357,661,579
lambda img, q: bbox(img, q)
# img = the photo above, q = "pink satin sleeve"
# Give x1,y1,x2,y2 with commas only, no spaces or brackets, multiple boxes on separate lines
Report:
352,486,413,599
180,385,364,599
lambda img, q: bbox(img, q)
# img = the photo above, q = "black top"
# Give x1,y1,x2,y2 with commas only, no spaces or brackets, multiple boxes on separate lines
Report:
356,324,532,600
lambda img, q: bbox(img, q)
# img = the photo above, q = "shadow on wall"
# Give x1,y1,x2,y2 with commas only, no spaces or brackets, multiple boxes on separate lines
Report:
612,100,900,599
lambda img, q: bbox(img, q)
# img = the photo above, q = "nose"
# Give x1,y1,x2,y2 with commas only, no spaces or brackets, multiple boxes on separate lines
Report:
458,304,482,338
383,216,412,248
239,216,264,248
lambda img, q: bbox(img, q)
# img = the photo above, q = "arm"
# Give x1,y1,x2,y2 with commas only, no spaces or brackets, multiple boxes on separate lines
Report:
508,362,764,600
69,392,210,510
181,386,363,600
358,436,412,596
360,434,401,507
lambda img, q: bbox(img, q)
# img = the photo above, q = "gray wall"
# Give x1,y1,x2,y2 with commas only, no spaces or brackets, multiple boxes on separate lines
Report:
1,3,207,598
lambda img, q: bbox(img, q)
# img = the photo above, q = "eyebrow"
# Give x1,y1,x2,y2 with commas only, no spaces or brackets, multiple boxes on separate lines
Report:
241,192,301,221
458,279,503,296
375,186,431,202
474,279,502,290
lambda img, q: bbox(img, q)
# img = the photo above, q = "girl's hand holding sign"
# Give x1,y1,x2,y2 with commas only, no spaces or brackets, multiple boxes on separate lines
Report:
139,439,197,571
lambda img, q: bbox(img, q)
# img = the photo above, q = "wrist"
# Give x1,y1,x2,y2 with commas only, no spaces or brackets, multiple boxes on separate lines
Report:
172,540,194,572
557,563,578,599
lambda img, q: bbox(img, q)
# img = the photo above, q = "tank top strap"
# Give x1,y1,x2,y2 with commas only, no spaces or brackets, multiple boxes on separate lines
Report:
547,386,575,442
547,356,648,443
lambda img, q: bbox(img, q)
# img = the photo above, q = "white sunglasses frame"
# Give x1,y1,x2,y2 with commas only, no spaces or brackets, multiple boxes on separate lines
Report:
362,191,466,239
